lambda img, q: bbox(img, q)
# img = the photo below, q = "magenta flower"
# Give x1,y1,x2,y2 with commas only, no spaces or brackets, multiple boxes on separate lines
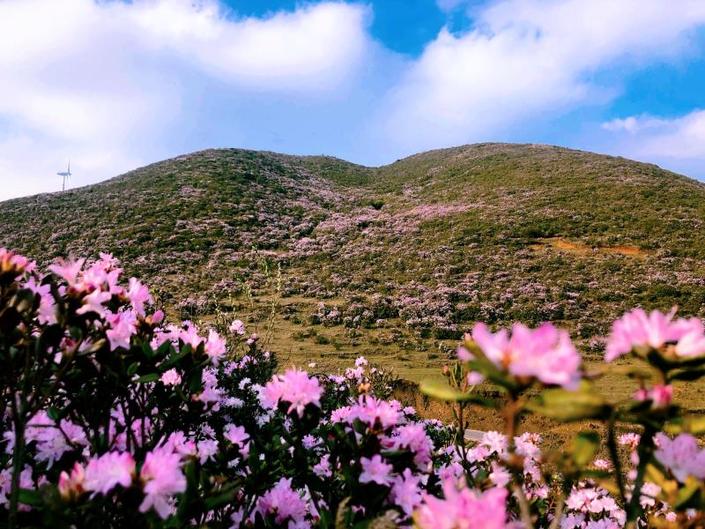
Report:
48,257,85,286
58,462,86,499
126,277,152,316
204,329,227,365
83,452,135,496
160,369,182,386
255,477,309,525
76,288,112,316
634,384,673,409
105,310,137,351
384,423,433,468
224,424,250,447
359,454,393,486
414,480,509,529
390,468,423,515
605,309,705,361
469,322,581,388
261,368,322,417
344,395,401,430
139,446,187,519
654,433,705,482
229,319,246,336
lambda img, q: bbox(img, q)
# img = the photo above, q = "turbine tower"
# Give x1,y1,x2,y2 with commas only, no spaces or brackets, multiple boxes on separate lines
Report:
57,161,71,192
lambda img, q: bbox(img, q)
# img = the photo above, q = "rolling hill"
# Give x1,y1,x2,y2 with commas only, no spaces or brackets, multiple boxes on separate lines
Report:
2,143,705,383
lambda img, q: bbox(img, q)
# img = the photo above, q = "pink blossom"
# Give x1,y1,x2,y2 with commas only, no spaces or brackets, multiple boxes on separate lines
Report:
160,369,182,386
414,480,509,529
654,433,705,482
605,309,705,361
23,276,57,325
634,384,673,409
48,257,85,286
390,468,422,515
255,477,309,525
261,368,322,417
224,424,250,447
83,452,135,496
384,423,433,468
179,321,203,349
106,310,137,350
76,288,112,316
139,446,187,519
345,395,401,430
0,248,35,276
58,463,85,499
229,319,246,336
204,329,227,365
470,322,581,389
359,454,392,486
126,277,152,316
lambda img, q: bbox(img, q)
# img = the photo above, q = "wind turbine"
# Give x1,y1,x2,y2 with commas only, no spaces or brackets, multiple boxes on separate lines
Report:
57,161,71,191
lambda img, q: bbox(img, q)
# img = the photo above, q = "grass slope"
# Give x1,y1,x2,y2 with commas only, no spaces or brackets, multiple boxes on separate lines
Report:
2,143,705,400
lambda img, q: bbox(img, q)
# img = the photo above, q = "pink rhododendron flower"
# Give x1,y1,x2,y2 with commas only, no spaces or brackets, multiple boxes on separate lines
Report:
106,310,137,351
344,395,401,429
384,423,433,468
204,329,227,365
48,257,85,286
229,319,246,335
160,369,182,386
470,322,581,388
634,384,673,409
0,248,35,276
139,446,187,519
359,455,392,486
654,433,705,482
605,309,705,361
126,277,152,316
261,368,322,417
76,288,112,316
23,276,57,324
58,462,86,499
390,468,423,515
414,479,509,529
83,452,135,496
255,477,309,525
224,424,250,447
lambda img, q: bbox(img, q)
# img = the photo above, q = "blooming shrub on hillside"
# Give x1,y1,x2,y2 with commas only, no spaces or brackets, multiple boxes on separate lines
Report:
1,248,705,528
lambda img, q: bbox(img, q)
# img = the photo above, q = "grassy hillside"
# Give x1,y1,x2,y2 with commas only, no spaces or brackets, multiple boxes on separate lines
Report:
2,143,705,394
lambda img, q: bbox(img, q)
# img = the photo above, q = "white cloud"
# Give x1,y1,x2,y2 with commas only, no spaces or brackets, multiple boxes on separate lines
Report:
602,110,705,165
378,0,705,155
0,0,372,200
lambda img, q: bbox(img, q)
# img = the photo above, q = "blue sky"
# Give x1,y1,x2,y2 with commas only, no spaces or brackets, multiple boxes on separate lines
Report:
2,0,705,199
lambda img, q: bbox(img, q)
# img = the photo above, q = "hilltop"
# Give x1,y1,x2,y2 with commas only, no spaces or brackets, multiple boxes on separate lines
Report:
3,143,705,383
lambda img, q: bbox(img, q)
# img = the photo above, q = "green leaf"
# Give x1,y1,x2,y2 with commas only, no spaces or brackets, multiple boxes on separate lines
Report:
572,431,600,468
127,361,140,376
527,382,611,422
420,380,496,406
420,380,470,401
665,415,705,435
137,372,159,383
674,478,701,510
669,367,705,382
17,488,43,507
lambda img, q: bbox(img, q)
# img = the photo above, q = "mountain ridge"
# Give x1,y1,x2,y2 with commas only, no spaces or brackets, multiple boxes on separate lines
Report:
2,143,705,382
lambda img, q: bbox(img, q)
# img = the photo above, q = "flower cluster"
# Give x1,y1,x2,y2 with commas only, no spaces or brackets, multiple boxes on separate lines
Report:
2,249,705,529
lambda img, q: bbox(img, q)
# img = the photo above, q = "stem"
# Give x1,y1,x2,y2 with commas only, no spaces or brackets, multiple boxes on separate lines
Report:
505,393,533,529
626,426,656,523
8,397,26,529
606,413,627,504
547,490,566,529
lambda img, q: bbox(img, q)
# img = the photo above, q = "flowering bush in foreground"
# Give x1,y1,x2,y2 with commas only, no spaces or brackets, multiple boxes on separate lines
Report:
1,249,705,528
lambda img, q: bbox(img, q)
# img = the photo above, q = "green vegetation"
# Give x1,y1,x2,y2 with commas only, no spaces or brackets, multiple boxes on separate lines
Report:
2,143,705,402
